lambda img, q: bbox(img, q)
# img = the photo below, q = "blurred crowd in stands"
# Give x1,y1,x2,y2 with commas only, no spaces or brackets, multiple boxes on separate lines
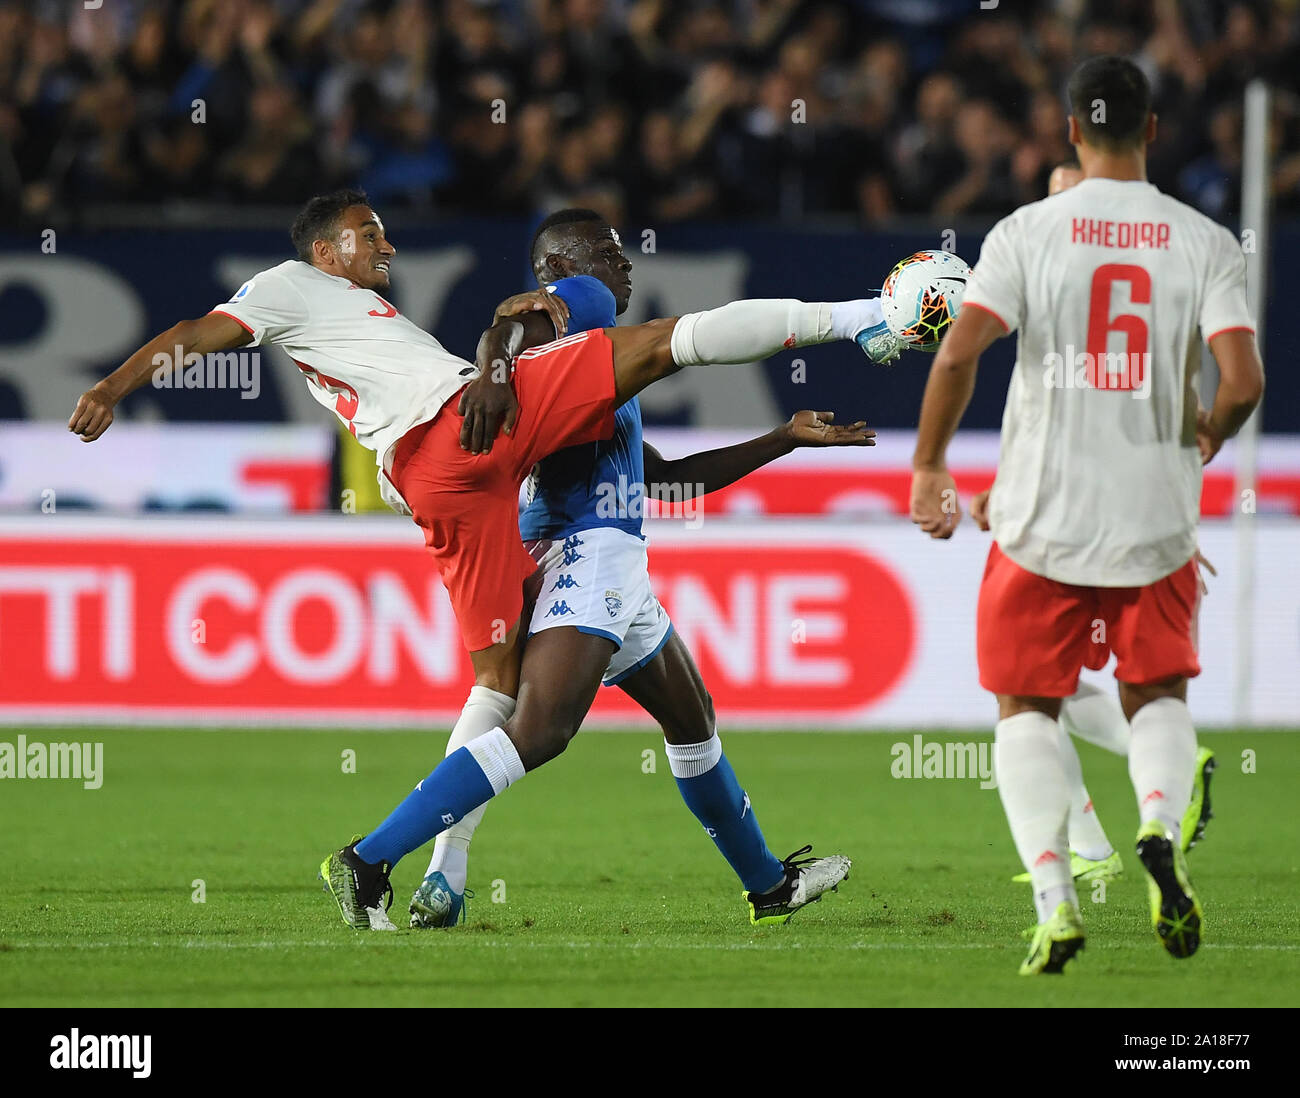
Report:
3,0,1300,227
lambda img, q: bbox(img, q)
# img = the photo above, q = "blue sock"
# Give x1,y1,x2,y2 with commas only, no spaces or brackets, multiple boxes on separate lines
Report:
669,743,785,894
355,747,495,867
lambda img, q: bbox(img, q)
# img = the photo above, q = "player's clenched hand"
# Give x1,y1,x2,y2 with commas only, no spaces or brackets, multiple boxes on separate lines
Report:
458,356,519,454
785,410,875,447
970,488,991,531
67,386,117,442
910,468,961,539
492,289,568,338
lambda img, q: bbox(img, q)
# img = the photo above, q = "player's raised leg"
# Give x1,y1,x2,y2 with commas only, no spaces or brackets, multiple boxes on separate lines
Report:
617,631,850,925
600,297,901,408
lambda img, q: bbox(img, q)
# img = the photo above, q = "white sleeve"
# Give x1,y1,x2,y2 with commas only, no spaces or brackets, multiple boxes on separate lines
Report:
961,215,1024,334
1199,226,1255,343
209,272,306,346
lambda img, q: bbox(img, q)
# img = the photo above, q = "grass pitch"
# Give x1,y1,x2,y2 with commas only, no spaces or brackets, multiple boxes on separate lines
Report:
0,728,1296,1008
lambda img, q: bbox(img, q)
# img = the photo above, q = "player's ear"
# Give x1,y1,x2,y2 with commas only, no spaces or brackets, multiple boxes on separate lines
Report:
1145,112,1157,145
1066,114,1080,147
546,253,573,279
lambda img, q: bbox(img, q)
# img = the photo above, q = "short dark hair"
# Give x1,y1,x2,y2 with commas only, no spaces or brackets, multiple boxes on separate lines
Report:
290,188,370,263
529,208,607,269
1067,55,1151,151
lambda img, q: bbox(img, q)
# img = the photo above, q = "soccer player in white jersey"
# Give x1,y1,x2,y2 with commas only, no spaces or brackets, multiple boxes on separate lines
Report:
68,189,905,931
908,56,1263,973
971,160,1218,889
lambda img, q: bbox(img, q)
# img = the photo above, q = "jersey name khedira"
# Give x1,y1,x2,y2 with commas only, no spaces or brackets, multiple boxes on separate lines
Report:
964,178,1254,586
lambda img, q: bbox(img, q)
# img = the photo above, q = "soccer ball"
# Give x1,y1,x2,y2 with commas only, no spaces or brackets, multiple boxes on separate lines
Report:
879,250,971,352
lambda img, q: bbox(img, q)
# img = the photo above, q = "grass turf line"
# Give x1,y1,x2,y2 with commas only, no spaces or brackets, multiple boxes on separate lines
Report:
0,728,1296,1007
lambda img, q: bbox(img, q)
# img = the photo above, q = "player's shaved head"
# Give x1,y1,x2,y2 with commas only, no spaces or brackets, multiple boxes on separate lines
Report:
530,208,607,275
1067,55,1152,151
291,188,371,263
531,207,633,315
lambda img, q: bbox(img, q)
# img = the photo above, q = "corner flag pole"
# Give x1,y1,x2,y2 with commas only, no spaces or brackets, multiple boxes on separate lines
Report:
1235,79,1270,725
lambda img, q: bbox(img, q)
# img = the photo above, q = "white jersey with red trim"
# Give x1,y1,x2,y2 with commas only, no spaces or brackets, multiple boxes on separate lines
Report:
211,259,476,514
963,177,1255,587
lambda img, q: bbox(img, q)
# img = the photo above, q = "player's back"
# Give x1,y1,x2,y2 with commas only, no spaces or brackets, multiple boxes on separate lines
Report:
968,178,1253,587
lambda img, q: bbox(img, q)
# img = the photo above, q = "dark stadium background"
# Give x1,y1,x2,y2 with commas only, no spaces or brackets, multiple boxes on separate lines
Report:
0,3,1295,729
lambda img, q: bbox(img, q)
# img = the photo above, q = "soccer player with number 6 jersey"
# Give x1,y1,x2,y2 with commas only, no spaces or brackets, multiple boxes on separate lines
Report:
908,55,1264,973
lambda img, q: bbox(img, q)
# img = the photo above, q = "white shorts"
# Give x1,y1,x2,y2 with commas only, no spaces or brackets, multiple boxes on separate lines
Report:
525,527,674,686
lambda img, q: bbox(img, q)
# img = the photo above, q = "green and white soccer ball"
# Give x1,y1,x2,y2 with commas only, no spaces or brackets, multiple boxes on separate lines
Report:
880,250,971,352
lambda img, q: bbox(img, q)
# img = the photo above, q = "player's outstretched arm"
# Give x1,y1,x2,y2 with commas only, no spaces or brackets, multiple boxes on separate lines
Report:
1200,329,1265,464
642,411,874,500
68,313,254,442
910,304,1005,539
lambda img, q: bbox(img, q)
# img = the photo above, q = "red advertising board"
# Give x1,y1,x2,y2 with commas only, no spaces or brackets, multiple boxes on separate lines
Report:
0,518,914,726
4,516,1296,727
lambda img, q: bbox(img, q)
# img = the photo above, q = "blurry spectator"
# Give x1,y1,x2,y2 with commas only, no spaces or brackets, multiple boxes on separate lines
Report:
934,99,1020,218
220,82,322,203
894,71,964,215
2,0,1299,227
1180,101,1242,220
627,109,718,223
1010,89,1073,204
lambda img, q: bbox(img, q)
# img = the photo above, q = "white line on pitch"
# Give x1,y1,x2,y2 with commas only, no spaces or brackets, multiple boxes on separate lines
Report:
4,940,1298,953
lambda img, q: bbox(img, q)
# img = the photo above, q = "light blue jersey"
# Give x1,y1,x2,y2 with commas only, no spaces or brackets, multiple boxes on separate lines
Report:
518,276,645,541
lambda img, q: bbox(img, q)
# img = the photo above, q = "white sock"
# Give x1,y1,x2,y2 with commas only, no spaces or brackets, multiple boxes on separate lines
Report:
423,685,516,892
829,298,884,340
662,733,722,778
670,299,878,366
1060,681,1130,756
995,711,1076,923
1057,722,1113,862
1128,696,1197,845
466,726,526,794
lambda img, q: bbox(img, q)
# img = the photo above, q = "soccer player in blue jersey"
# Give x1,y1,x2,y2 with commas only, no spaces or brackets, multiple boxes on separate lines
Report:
406,208,871,928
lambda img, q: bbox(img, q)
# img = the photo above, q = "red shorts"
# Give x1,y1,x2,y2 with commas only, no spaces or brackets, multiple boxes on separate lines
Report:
976,542,1201,697
388,329,617,651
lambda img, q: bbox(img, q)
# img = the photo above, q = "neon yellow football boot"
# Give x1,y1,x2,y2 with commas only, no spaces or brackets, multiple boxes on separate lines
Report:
1181,747,1217,853
1019,901,1086,975
1136,820,1202,959
1012,850,1122,884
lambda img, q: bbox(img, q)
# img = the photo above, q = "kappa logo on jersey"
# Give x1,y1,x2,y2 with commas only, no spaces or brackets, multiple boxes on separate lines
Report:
552,573,580,591
560,535,585,566
741,792,751,819
604,590,622,618
546,600,575,618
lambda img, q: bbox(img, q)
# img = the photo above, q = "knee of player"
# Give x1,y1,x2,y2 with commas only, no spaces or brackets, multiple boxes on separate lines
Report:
507,713,579,767
702,691,716,730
